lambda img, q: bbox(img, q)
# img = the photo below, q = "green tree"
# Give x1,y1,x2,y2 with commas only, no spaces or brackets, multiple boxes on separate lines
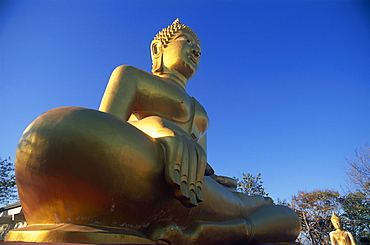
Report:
236,173,268,196
340,192,369,241
342,143,370,242
289,190,341,245
0,157,17,206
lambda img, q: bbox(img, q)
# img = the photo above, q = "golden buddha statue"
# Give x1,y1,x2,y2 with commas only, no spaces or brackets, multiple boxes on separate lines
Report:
6,19,301,244
330,213,356,245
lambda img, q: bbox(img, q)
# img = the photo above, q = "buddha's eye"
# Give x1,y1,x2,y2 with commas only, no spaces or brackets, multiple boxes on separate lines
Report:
178,37,192,45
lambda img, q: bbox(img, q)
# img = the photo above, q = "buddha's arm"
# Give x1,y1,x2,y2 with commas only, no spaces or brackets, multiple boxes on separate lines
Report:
347,232,356,245
99,67,206,207
99,65,139,120
330,232,336,245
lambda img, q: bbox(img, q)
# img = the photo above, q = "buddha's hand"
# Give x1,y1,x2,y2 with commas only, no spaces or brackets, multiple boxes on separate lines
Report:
211,175,238,191
157,133,206,207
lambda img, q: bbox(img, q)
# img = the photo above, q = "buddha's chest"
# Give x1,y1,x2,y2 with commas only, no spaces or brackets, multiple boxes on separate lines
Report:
133,92,209,138
333,232,351,245
135,89,192,122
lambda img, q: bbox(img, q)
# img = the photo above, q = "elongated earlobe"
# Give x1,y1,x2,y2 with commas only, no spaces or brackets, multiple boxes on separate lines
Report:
151,40,163,73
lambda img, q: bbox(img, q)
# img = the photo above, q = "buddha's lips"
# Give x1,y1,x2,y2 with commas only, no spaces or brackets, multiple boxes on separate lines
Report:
189,54,198,65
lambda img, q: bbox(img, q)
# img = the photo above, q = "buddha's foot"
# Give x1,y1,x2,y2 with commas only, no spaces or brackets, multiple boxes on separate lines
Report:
146,220,190,244
146,211,300,245
146,218,251,245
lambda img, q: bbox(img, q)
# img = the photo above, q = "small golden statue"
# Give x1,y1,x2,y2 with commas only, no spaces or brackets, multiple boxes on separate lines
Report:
330,213,356,245
6,19,301,244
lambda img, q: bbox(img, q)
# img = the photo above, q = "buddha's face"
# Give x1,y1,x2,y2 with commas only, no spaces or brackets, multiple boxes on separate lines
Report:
161,30,201,79
332,219,341,230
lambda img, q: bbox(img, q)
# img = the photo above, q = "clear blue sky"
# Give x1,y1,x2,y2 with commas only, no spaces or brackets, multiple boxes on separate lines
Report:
1,0,369,201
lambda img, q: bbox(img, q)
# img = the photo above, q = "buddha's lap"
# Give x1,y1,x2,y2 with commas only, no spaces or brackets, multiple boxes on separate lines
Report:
16,106,271,226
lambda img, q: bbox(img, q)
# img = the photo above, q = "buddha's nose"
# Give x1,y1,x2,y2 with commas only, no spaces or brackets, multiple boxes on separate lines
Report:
192,49,201,57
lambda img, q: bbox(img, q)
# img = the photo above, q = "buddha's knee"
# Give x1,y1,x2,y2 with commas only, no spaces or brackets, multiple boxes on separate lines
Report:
16,107,166,225
17,106,162,176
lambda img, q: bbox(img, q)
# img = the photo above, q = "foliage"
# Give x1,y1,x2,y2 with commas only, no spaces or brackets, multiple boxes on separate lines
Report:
0,157,17,206
284,144,370,244
235,173,268,196
340,192,370,241
342,143,370,241
289,190,341,245
234,143,370,244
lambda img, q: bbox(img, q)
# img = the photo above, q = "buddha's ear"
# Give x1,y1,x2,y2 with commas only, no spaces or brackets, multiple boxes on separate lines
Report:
150,40,163,59
151,40,163,73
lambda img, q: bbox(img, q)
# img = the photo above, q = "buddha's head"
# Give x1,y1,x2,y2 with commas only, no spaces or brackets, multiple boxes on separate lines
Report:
151,18,201,80
331,213,342,230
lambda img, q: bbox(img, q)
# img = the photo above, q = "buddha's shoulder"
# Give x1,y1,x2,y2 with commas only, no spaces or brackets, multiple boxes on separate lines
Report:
113,65,171,84
113,65,152,76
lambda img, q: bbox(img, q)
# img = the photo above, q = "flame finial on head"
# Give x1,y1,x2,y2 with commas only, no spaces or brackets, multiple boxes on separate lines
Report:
154,18,200,47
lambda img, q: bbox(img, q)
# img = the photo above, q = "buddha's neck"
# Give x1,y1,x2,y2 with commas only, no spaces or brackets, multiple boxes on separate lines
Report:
156,69,188,89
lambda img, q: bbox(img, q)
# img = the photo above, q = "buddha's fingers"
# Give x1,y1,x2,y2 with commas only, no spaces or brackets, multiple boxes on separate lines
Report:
158,136,182,187
194,142,206,202
157,135,199,208
178,137,190,201
171,135,183,186
184,137,198,206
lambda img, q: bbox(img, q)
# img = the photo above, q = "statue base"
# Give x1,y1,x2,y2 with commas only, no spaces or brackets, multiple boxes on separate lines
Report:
5,223,302,245
4,223,155,244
